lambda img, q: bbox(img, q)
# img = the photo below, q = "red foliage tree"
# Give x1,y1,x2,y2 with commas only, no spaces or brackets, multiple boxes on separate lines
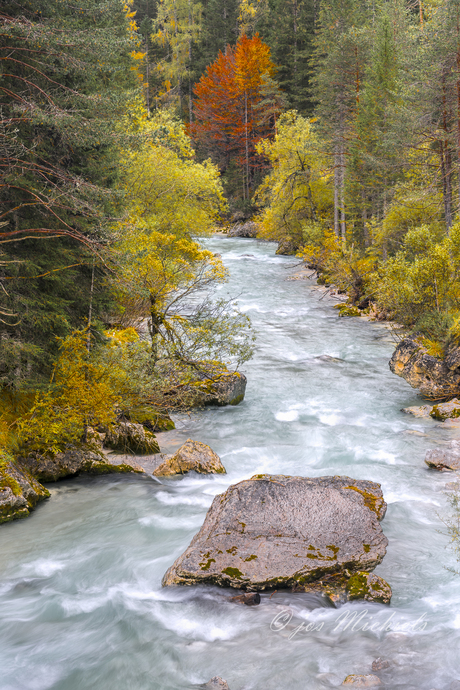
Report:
192,34,283,198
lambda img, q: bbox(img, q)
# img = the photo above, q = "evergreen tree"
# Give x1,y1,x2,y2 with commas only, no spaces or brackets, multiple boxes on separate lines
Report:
0,0,139,385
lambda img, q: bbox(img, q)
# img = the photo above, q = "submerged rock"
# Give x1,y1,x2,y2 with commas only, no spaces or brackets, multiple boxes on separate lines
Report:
153,439,226,477
0,457,50,523
162,474,388,591
342,675,382,687
425,441,460,471
18,446,142,482
104,421,160,454
229,591,260,605
390,338,460,399
371,659,391,672
402,404,432,418
204,678,230,690
346,572,392,604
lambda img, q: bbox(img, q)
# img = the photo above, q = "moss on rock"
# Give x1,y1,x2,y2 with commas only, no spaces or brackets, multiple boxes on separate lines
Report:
0,455,49,524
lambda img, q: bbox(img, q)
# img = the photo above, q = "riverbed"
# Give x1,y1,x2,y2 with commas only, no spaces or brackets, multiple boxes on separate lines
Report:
1,236,460,689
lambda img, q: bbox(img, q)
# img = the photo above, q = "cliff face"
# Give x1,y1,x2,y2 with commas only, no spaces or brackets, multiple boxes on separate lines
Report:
389,338,460,399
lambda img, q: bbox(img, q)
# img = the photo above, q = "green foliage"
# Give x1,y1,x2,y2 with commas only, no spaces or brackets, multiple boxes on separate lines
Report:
372,225,460,329
0,0,141,384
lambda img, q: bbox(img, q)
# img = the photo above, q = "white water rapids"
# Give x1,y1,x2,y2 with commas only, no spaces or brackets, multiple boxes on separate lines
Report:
1,236,460,689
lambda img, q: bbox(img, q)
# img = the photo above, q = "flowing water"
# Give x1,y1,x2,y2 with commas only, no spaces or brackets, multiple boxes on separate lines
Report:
1,237,460,690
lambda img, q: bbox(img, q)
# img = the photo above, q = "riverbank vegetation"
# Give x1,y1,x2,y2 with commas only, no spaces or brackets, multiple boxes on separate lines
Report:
3,0,460,458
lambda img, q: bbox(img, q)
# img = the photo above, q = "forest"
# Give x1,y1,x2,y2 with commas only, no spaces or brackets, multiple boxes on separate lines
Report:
1,0,460,457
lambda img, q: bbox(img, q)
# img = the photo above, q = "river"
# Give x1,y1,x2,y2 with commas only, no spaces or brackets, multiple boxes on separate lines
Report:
1,236,460,689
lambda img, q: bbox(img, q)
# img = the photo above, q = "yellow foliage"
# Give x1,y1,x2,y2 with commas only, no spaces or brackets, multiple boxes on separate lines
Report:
255,111,333,245
16,331,126,454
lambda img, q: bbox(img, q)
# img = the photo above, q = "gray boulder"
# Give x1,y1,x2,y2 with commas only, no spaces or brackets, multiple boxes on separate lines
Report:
390,338,460,398
153,439,226,477
425,441,460,471
163,474,388,591
227,221,258,238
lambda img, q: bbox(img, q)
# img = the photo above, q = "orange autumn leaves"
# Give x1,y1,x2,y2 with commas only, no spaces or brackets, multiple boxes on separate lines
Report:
191,34,283,195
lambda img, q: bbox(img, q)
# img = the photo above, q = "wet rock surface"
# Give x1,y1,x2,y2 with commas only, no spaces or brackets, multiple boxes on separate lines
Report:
163,474,388,590
204,678,230,690
425,441,460,471
342,675,382,687
0,459,50,523
229,591,260,605
371,659,390,672
390,338,460,398
153,439,226,477
402,404,432,418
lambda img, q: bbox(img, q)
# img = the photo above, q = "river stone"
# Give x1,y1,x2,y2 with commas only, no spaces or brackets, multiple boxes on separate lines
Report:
425,441,460,471
204,678,230,690
346,572,392,604
430,399,460,421
104,421,160,454
390,338,460,398
371,659,390,672
162,474,388,591
153,439,226,477
229,591,260,605
402,404,433,418
0,458,50,523
342,675,382,687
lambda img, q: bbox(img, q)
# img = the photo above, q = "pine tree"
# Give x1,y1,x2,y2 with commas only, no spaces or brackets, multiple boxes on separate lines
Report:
0,0,139,385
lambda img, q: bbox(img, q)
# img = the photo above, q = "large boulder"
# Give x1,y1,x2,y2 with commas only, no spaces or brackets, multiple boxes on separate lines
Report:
0,457,50,523
17,445,143,482
227,221,258,238
390,338,460,399
104,421,160,454
163,474,388,591
425,441,460,471
153,439,226,477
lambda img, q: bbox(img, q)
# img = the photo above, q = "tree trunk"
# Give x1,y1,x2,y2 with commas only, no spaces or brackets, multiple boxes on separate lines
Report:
441,69,453,232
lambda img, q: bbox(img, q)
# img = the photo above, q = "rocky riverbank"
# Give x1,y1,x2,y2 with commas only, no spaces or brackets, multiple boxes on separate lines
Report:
0,370,246,525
